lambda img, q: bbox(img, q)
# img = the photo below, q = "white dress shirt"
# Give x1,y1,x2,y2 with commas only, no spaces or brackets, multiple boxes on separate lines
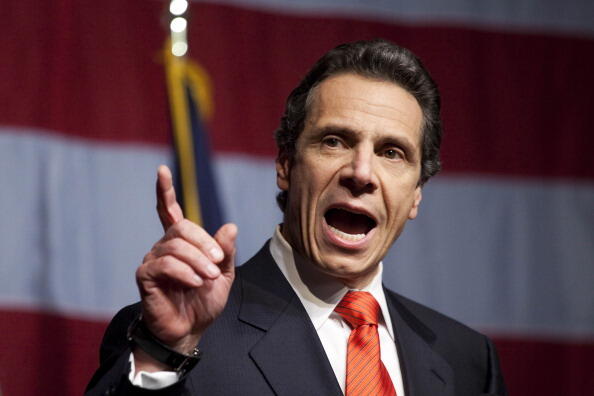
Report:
269,226,405,395
130,226,405,395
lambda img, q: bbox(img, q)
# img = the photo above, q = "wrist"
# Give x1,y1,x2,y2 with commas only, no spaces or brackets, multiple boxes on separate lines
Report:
127,314,202,376
165,331,202,356
133,346,173,373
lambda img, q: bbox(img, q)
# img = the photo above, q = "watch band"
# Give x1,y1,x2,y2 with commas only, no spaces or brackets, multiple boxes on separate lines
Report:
127,314,202,376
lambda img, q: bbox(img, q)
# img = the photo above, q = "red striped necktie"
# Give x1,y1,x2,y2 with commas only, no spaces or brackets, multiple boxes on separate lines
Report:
335,291,396,396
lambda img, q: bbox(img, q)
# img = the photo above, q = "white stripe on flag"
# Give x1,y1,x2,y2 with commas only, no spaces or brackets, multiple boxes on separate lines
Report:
1,130,592,339
384,176,594,339
0,129,169,319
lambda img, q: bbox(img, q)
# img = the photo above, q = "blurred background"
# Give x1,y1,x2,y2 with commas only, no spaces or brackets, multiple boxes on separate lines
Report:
0,1,593,395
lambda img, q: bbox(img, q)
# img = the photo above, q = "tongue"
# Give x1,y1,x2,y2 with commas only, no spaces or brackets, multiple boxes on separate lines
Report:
325,208,372,235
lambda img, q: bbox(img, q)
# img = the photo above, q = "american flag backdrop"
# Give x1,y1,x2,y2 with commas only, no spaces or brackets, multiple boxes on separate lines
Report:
0,1,592,395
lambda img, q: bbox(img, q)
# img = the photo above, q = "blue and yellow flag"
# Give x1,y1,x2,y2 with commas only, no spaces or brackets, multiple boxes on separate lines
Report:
164,46,223,234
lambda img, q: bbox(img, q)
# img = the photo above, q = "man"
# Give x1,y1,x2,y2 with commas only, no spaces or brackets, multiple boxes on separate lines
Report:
86,39,506,395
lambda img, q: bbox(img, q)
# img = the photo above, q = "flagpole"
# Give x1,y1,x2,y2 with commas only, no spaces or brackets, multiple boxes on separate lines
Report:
165,0,203,224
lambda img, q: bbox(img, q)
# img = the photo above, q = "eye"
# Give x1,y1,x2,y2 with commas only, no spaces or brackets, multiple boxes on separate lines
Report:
322,136,342,148
382,148,403,160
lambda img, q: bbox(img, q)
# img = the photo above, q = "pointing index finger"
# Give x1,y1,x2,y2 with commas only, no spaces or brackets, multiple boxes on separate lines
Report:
156,165,184,230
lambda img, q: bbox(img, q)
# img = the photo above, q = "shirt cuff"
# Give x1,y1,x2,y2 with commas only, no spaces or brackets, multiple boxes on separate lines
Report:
128,352,181,389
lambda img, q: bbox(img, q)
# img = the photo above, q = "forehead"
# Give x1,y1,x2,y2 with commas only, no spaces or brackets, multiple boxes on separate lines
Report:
305,73,423,148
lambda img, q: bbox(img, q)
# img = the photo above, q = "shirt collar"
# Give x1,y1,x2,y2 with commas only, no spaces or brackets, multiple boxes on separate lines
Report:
269,226,395,340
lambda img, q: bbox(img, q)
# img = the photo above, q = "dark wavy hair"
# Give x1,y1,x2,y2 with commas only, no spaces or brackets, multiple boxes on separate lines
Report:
274,39,442,211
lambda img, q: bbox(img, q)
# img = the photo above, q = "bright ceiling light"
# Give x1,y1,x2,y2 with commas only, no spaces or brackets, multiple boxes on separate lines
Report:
170,0,188,16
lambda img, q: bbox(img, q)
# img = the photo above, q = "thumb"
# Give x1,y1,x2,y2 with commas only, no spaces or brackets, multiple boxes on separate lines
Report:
214,223,238,274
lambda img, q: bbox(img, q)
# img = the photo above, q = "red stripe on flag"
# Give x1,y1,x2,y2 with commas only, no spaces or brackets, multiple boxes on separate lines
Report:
189,3,594,179
1,1,592,178
0,309,107,396
0,1,169,146
493,336,594,396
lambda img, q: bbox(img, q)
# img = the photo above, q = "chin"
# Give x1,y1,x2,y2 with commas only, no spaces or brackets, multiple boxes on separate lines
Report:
319,252,378,279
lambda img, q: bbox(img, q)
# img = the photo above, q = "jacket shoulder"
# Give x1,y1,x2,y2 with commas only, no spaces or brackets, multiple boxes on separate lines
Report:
385,289,483,343
385,289,507,395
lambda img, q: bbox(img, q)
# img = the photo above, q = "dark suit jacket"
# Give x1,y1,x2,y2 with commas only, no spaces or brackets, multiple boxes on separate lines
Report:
86,242,507,396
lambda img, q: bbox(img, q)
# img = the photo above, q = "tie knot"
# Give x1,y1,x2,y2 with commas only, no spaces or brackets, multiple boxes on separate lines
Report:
335,291,380,328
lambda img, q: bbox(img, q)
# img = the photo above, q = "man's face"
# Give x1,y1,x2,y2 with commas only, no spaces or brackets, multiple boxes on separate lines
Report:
276,73,423,288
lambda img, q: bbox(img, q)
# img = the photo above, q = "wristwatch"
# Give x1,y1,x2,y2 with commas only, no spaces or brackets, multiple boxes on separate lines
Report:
127,313,202,376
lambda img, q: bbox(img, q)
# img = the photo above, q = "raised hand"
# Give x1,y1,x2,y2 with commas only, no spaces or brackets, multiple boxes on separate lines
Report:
134,165,237,370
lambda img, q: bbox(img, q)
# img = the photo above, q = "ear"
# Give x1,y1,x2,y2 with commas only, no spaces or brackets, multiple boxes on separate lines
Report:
408,186,422,220
276,155,291,191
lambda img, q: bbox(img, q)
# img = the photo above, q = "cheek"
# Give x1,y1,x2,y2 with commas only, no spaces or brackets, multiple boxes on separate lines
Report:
298,161,332,196
287,168,317,220
383,189,413,223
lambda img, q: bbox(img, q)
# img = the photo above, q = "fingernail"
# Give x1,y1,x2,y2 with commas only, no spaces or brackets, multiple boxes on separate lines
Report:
209,247,223,262
193,274,203,286
206,264,221,278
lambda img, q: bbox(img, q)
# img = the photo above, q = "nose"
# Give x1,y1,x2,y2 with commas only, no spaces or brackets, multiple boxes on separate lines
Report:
340,146,378,195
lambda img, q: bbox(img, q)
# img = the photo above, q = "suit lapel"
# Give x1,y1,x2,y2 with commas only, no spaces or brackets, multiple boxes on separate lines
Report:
237,244,343,396
235,244,455,396
385,290,455,396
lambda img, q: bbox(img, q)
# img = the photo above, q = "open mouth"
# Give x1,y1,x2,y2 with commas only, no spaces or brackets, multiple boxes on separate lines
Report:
324,208,377,242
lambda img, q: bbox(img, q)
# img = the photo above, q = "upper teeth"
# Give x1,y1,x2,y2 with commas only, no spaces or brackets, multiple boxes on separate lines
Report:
329,226,366,241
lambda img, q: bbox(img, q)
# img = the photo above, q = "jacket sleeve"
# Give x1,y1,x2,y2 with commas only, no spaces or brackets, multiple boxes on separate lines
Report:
84,303,192,396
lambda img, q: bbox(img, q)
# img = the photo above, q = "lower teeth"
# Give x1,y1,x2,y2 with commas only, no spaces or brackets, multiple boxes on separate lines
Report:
329,226,365,241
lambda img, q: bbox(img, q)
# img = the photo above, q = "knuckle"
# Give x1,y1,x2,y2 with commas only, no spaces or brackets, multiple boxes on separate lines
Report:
151,240,166,255
167,238,185,254
177,218,190,229
158,255,175,270
165,223,182,239
159,238,188,260
177,219,195,235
